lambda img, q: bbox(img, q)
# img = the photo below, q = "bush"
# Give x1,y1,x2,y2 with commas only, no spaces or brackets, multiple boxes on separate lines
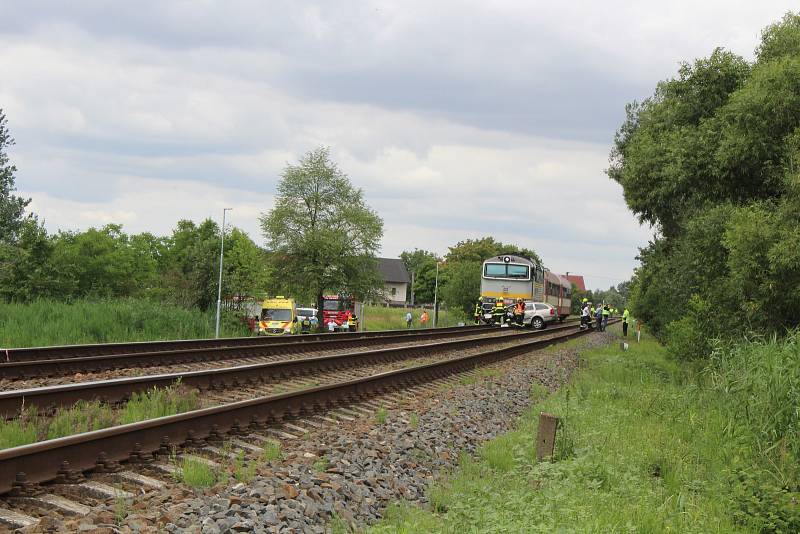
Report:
666,295,716,361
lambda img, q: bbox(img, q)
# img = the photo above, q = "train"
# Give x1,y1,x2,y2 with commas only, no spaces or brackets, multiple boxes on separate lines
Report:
479,254,572,321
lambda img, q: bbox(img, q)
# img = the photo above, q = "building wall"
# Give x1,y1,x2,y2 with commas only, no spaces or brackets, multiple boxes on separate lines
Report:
382,282,408,304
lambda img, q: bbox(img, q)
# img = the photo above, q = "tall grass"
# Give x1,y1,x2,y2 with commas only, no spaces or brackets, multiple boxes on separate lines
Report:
371,329,800,533
0,298,250,348
0,381,200,450
362,305,466,331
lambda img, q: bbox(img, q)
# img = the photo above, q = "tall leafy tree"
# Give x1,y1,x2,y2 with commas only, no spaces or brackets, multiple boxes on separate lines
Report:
0,109,30,245
260,147,383,324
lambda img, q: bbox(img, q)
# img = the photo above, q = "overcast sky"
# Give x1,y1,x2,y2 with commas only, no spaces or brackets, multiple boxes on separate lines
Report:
0,1,794,290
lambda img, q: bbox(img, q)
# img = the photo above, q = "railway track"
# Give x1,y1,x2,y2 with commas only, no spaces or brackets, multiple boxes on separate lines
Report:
0,319,613,530
0,325,519,381
0,321,615,497
1,325,491,363
0,322,579,419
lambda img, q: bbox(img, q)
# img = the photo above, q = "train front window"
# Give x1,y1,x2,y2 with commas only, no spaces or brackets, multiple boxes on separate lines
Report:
507,265,529,279
484,264,506,277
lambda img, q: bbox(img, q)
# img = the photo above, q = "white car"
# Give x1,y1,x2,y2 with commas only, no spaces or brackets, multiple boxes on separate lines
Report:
296,308,318,322
524,301,558,330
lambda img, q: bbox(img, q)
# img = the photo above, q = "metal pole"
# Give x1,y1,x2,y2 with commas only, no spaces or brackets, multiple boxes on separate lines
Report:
433,261,439,328
410,271,415,307
215,208,232,339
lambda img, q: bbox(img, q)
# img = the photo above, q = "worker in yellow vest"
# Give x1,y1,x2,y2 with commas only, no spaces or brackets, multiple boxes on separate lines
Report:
348,313,358,332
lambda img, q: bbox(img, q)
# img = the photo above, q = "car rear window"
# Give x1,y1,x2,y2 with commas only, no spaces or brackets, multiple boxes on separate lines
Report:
535,303,549,310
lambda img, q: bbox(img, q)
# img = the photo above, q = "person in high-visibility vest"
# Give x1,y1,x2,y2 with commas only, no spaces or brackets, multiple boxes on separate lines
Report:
473,298,483,325
492,299,506,326
513,298,525,327
622,308,630,337
300,316,312,334
348,313,358,332
601,304,610,331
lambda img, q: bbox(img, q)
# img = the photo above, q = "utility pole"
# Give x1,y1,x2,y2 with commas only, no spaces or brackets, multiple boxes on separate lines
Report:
215,208,232,339
410,271,415,307
433,261,440,328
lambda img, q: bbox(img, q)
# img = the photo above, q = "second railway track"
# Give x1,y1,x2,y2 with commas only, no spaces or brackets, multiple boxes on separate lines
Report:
0,322,581,419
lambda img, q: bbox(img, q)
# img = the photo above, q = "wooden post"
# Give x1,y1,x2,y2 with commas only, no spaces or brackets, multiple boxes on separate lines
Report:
536,412,560,461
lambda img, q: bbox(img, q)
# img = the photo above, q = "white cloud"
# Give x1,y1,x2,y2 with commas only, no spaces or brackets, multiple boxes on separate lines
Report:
2,1,795,292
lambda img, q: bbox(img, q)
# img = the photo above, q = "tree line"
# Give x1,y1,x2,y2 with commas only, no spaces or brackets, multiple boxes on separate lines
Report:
611,12,800,359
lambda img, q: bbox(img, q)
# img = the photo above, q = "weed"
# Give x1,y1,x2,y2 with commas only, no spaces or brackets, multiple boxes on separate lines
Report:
409,413,420,429
46,400,115,440
119,381,199,425
312,455,330,472
261,440,282,462
233,450,257,483
530,383,549,401
375,407,388,425
179,457,218,488
113,487,129,525
459,375,477,386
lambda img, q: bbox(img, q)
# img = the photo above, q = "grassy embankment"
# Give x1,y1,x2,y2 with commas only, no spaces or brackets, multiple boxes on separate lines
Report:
0,299,251,348
370,327,800,533
0,300,466,348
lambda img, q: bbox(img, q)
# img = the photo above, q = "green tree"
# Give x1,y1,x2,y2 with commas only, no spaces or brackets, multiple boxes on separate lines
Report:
260,147,383,325
612,13,800,354
440,261,481,314
400,249,439,304
0,109,30,245
445,237,541,265
223,228,271,303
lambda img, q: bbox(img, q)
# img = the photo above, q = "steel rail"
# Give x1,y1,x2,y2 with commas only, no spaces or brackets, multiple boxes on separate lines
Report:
0,322,579,418
0,320,614,496
0,325,511,379
1,324,491,362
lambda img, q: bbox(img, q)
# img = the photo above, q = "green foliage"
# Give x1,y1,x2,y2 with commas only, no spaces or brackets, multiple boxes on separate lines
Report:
439,261,481,315
400,249,439,304
613,14,800,356
666,295,716,361
444,236,541,265
260,147,383,322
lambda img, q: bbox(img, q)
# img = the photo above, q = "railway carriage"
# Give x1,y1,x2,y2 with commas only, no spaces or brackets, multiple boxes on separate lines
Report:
479,254,572,322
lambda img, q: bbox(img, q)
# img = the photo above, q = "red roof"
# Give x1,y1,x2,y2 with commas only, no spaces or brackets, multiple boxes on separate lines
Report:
563,274,586,291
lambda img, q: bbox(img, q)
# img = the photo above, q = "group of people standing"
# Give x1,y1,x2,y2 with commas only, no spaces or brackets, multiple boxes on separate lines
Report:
580,299,631,336
471,297,525,326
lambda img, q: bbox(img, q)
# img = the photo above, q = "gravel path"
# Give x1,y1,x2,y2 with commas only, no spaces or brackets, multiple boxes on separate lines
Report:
17,329,616,534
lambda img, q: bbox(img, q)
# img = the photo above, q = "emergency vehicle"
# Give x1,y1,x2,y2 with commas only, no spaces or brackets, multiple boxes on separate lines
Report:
258,296,297,335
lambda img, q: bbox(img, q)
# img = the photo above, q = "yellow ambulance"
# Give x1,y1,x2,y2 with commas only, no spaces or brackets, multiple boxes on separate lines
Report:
258,296,297,335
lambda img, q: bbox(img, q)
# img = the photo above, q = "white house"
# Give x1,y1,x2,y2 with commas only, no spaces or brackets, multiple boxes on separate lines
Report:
377,258,411,305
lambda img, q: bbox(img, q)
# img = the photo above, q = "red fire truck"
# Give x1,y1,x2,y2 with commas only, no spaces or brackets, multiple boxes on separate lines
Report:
322,294,359,330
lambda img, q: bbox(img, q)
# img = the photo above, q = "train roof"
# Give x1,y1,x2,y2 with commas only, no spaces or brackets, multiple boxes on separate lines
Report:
483,254,539,266
545,271,570,286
